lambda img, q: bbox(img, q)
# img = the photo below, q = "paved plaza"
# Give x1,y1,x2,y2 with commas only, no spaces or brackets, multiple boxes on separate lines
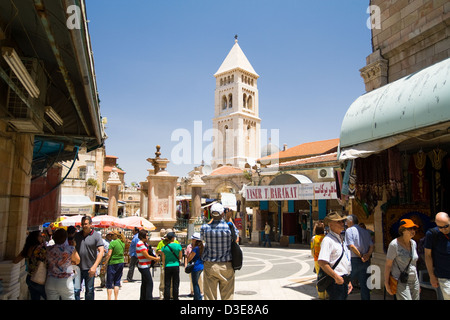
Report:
91,245,389,301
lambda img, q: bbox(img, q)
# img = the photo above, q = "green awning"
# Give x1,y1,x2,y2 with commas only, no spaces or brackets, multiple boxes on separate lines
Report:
339,57,450,160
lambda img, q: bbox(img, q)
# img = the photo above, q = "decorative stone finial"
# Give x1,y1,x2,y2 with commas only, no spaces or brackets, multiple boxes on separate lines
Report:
106,167,121,185
147,145,170,175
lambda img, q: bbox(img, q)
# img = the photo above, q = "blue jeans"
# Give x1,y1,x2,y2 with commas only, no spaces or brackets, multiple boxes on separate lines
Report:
350,257,371,300
263,234,271,247
191,270,203,300
80,269,96,300
26,275,47,300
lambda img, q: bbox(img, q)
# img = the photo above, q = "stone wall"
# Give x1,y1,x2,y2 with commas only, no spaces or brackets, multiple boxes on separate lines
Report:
363,0,450,90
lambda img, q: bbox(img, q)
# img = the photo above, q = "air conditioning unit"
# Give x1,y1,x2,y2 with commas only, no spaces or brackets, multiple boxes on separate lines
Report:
318,168,334,179
5,56,46,133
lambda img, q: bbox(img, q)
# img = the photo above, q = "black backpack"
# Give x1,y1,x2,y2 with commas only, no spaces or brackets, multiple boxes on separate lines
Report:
228,222,243,271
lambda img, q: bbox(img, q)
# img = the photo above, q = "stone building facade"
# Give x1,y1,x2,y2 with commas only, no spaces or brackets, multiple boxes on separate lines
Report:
362,0,450,91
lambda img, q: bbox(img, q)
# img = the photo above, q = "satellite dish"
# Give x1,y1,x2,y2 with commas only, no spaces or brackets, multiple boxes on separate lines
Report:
202,165,212,175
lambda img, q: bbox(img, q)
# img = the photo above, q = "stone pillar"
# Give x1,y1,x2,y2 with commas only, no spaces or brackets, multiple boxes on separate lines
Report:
146,146,178,230
107,167,121,217
0,132,34,300
188,171,205,239
371,189,388,292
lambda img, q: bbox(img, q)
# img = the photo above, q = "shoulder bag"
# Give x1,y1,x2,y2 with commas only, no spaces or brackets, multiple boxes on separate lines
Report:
165,244,180,266
185,260,195,274
389,240,413,295
31,260,47,285
228,222,243,271
317,238,344,292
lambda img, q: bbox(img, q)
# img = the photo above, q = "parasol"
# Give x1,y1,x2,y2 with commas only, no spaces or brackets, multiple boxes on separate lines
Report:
92,215,126,228
120,216,156,231
59,215,85,227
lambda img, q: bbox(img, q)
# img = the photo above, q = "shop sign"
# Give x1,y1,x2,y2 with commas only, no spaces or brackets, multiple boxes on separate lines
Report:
244,182,337,201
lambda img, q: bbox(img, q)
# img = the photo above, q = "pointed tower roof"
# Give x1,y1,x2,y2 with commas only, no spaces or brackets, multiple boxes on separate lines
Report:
214,39,259,77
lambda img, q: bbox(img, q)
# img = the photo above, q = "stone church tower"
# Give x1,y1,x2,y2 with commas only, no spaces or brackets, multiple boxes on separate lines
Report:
211,38,261,169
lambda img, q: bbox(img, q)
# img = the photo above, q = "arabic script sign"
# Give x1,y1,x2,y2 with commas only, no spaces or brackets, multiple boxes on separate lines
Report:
245,182,337,201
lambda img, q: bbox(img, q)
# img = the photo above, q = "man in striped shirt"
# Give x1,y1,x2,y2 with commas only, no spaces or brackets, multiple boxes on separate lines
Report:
201,203,238,300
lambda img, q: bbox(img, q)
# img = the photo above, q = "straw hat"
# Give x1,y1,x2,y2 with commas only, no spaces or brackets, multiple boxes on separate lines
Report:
324,211,347,224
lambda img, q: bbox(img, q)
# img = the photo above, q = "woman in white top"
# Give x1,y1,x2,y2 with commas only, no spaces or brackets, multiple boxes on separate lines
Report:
385,219,420,300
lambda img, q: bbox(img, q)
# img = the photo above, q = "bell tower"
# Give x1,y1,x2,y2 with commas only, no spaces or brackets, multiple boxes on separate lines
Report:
211,37,261,169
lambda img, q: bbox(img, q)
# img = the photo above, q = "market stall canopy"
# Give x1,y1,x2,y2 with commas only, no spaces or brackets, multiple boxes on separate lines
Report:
92,215,125,228
120,216,156,231
339,57,450,160
269,173,313,185
60,195,103,215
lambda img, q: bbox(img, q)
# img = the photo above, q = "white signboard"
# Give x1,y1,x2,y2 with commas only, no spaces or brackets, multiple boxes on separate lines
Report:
244,182,337,201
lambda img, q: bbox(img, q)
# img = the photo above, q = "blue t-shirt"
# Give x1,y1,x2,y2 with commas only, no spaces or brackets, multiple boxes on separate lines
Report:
192,246,204,272
129,233,139,257
424,227,450,278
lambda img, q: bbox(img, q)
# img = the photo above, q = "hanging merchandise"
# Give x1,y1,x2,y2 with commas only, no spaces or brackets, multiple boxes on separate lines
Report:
428,148,447,213
408,150,429,203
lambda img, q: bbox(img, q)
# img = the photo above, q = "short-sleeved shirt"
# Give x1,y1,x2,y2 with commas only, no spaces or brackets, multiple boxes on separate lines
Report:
201,219,237,262
311,234,325,261
156,239,180,253
161,243,182,267
136,240,151,268
424,227,450,278
74,229,104,270
191,246,204,272
318,231,351,276
47,243,75,278
386,238,418,281
344,225,373,258
108,239,125,265
128,233,139,257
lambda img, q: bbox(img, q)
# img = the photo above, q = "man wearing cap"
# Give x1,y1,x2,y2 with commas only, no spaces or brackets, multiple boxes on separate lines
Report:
201,203,239,300
424,212,450,300
318,211,352,300
345,214,374,300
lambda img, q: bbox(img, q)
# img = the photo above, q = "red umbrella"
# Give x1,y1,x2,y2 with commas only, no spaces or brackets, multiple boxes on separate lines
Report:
120,216,156,231
92,215,125,228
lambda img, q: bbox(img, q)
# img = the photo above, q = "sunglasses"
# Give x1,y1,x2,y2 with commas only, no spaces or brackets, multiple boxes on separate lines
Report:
437,224,449,229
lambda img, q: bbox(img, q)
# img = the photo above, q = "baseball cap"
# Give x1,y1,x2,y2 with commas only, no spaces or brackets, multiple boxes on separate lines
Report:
210,203,224,216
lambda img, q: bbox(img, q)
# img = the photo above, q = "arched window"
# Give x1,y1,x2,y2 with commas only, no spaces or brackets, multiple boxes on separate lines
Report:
222,96,227,110
228,94,233,108
247,95,253,109
79,166,86,180
243,93,247,108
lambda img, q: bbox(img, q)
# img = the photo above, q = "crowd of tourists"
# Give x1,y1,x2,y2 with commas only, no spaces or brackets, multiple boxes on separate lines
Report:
13,202,239,300
311,211,450,300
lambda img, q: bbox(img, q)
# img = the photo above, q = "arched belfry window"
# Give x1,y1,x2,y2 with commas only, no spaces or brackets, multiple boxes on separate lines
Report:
243,93,247,108
228,94,233,108
222,96,227,110
247,95,253,109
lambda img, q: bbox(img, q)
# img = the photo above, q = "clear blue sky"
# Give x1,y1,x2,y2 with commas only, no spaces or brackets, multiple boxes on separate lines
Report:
86,0,372,184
